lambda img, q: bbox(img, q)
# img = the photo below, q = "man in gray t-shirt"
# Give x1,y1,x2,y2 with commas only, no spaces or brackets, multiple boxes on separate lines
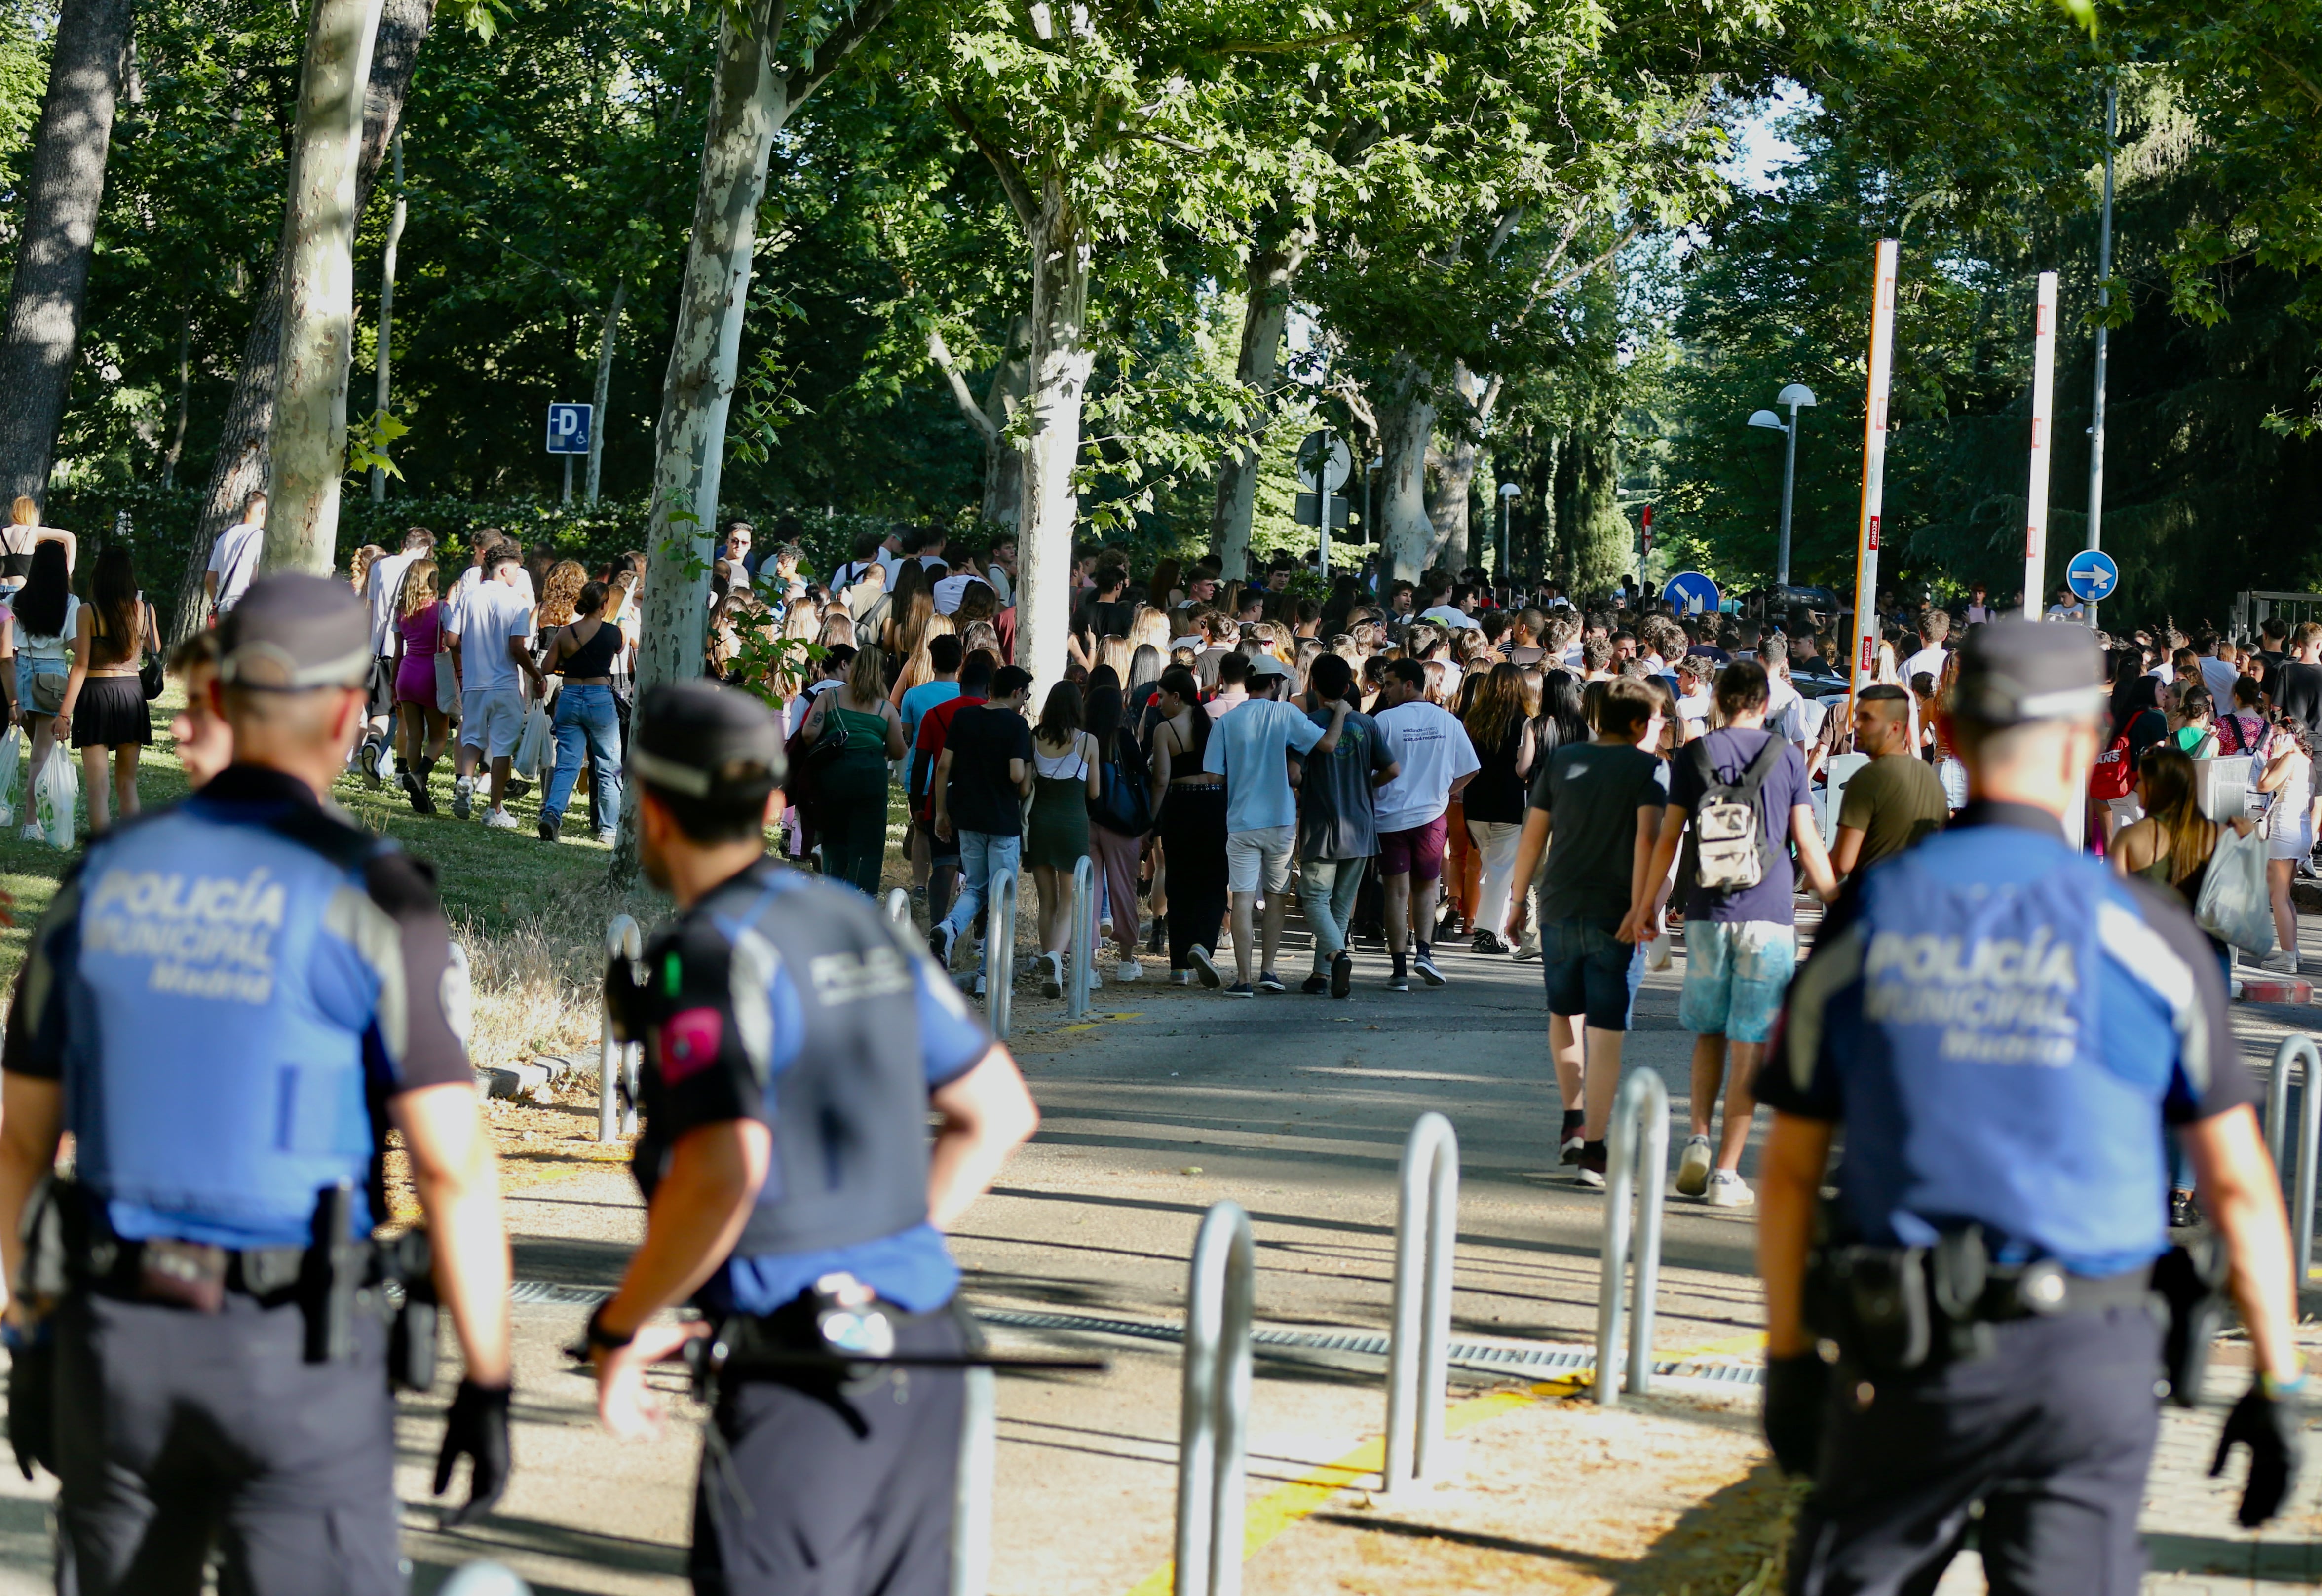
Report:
1292,655,1399,997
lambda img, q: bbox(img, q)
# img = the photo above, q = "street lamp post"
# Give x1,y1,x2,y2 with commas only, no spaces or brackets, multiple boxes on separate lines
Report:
1748,383,1818,588
1496,481,1520,589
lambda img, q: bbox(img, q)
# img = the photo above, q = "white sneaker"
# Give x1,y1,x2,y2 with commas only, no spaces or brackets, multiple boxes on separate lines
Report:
451,777,475,819
1675,1136,1713,1198
1169,969,1192,986
2260,949,2301,975
1041,952,1064,999
1117,960,1143,982
1706,1170,1755,1208
17,822,40,843
483,807,520,831
1085,961,1102,990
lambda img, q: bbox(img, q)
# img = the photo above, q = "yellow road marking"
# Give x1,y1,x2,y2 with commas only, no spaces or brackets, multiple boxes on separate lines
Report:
1118,1375,1603,1596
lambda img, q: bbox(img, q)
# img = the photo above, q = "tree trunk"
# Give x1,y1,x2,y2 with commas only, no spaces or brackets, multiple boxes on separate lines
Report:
1377,357,1436,582
262,0,388,573
369,129,403,505
0,0,134,506
1208,237,1301,581
167,0,432,636
161,310,190,487
979,315,1029,529
585,279,623,505
1425,362,1485,573
1562,417,1627,600
1014,175,1093,697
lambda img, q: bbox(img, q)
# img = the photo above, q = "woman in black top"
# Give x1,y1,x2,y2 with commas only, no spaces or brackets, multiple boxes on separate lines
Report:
537,580,624,843
1461,662,1534,953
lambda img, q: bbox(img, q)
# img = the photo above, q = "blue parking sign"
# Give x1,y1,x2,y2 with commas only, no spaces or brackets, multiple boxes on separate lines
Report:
1662,570,1721,618
2064,548,2118,605
546,403,592,455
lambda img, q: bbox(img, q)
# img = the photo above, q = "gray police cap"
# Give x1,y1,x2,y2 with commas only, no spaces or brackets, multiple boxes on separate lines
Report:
1953,618,2106,726
630,680,787,799
217,573,372,690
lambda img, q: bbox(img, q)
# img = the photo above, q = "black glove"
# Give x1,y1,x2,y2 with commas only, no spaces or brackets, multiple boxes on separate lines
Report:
7,1335,54,1481
2211,1380,2302,1527
1762,1351,1829,1479
433,1378,512,1526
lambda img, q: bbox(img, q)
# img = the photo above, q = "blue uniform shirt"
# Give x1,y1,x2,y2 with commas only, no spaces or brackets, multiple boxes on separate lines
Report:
635,867,992,1315
1761,801,2253,1276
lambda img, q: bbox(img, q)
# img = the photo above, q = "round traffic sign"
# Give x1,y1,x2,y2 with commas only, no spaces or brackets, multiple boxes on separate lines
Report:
1662,570,1721,618
1296,431,1352,493
2064,549,2119,604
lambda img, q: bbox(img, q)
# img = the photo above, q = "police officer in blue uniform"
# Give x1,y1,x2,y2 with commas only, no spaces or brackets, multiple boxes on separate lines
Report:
1758,620,2304,1594
0,574,516,1593
585,680,1038,1595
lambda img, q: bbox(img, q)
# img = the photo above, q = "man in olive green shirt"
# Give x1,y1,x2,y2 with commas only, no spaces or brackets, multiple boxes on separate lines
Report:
1831,684,1949,878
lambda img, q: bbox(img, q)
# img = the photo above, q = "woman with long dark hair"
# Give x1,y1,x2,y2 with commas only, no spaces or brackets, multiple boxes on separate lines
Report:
1084,672,1144,982
536,579,627,845
1026,680,1100,996
1461,662,1533,953
62,546,157,832
798,643,908,894
13,541,78,834
1512,669,1591,960
1148,664,1227,983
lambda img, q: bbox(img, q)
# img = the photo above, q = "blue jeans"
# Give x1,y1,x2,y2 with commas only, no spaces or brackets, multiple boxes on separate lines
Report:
543,684,621,826
939,831,1021,975
1298,857,1367,967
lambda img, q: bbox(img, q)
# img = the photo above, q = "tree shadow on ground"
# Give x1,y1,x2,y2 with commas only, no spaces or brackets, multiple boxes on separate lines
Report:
1610,1462,1802,1595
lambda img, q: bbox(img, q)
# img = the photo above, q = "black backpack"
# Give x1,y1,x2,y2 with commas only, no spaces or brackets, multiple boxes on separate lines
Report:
1094,727,1153,836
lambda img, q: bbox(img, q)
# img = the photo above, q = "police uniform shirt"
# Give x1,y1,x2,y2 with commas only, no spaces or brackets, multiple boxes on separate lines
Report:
3,765,474,1249
1762,800,2255,1276
632,861,990,1317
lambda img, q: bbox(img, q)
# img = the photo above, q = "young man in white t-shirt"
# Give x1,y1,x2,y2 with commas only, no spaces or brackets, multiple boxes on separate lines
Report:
1900,608,1951,686
1370,658,1481,990
203,489,269,617
446,547,543,827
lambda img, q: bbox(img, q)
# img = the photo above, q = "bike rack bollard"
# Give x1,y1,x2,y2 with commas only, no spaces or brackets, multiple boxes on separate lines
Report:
440,1562,532,1596
1175,1201,1255,1596
2265,1034,2322,1279
886,886,911,927
986,867,1018,1040
1595,1068,1670,1406
1068,855,1096,1020
1384,1112,1458,1493
599,915,642,1144
950,1363,997,1596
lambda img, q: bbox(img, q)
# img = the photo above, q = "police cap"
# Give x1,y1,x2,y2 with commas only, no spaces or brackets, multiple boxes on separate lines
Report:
217,573,372,690
1952,618,2105,727
630,680,787,800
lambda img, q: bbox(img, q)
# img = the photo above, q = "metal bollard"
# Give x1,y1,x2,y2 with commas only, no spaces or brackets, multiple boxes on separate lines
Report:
1594,1068,1670,1406
1068,855,1096,1020
1174,1201,1256,1596
2265,1034,2322,1278
1384,1112,1458,1493
599,915,641,1144
440,1561,532,1596
950,1364,997,1596
886,886,911,927
986,867,1018,1040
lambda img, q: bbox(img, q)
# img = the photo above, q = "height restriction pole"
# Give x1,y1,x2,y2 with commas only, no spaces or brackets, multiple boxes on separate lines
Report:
2021,271,2059,618
1847,240,1900,714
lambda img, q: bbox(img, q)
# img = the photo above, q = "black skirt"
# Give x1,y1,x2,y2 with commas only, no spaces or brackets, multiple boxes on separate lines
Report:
71,674,153,749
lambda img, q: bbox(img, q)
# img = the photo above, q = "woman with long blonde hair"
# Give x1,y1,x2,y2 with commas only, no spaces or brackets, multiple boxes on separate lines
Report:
890,614,958,704
537,559,588,630
1128,605,1171,655
0,495,73,604
798,643,906,894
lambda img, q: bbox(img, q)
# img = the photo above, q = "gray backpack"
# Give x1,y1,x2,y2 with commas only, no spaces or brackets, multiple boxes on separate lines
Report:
1691,734,1789,893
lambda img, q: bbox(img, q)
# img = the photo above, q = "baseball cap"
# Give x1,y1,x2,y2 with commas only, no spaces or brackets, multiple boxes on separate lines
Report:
630,681,787,799
1246,654,1291,680
216,573,371,690
1952,618,2105,726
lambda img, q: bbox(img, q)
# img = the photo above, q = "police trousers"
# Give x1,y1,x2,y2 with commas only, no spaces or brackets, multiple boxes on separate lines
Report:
53,1289,399,1596
693,1305,967,1596
1788,1306,2161,1596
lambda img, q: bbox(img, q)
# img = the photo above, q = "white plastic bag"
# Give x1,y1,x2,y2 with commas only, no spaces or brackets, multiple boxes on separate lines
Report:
513,697,554,782
0,726,23,827
33,743,77,849
2195,821,2275,956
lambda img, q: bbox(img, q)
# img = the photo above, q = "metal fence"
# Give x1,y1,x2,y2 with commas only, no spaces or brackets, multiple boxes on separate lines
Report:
986,867,1019,1039
1384,1113,1458,1494
1595,1069,1670,1406
599,914,642,1143
1068,856,1097,1020
2266,1034,2322,1278
1174,1202,1255,1596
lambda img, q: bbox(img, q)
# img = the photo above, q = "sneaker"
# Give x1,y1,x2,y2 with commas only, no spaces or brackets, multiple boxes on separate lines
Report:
1414,951,1446,987
929,922,956,969
1084,959,1103,991
505,777,532,800
2170,1189,2201,1229
1117,960,1143,983
1257,971,1287,994
1041,953,1064,1000
1169,969,1193,986
1386,970,1411,993
2260,949,2300,975
1575,1141,1608,1189
973,973,987,998
451,777,475,819
595,830,617,847
1560,1111,1585,1165
1300,974,1330,995
1223,981,1256,998
1675,1135,1714,1199
1706,1170,1755,1208
483,807,520,831
17,823,40,842
1188,946,1222,989
1331,950,1353,1000
1471,930,1509,955
536,814,559,842
1513,939,1541,962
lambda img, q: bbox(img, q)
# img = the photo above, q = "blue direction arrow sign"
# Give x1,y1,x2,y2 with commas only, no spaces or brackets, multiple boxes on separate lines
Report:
1662,570,1721,618
2064,548,2119,604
